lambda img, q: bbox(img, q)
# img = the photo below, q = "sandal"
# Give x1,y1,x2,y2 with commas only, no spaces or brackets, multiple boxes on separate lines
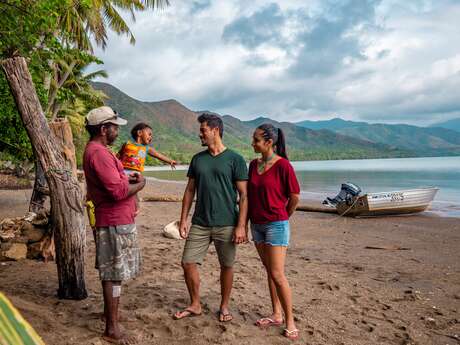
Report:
218,310,233,322
283,328,299,340
173,309,202,320
255,317,283,328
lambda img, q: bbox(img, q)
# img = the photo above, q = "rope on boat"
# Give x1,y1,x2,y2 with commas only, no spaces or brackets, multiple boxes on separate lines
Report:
337,196,360,217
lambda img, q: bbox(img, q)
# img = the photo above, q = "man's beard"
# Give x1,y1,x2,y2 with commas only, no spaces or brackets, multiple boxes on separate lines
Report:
200,137,208,147
107,135,117,145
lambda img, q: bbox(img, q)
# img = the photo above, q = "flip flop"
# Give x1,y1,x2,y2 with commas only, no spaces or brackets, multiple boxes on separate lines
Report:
218,310,233,322
283,328,299,340
173,309,202,320
255,317,283,328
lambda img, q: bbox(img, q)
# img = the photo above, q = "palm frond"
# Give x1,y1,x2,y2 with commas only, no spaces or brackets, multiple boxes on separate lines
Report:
102,1,136,44
84,69,109,80
141,0,170,9
57,0,170,50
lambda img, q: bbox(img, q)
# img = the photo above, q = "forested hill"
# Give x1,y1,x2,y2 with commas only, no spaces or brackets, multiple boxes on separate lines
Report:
297,118,460,157
92,82,414,163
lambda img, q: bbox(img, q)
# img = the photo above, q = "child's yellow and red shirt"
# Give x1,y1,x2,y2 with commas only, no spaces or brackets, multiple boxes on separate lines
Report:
118,140,151,172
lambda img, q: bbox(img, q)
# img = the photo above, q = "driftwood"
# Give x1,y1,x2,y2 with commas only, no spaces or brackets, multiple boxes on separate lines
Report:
142,195,183,202
365,245,410,251
296,204,338,214
142,195,338,214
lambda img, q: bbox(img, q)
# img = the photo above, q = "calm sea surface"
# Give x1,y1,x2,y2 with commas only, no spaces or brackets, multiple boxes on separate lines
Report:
144,156,460,217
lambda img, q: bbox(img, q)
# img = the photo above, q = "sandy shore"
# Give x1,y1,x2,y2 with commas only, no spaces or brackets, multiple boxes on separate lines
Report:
0,179,459,345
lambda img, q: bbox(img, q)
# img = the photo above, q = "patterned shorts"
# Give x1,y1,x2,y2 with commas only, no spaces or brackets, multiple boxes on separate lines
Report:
94,224,141,281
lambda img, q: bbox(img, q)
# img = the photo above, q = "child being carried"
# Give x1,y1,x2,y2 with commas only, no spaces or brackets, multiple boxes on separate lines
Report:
118,122,177,214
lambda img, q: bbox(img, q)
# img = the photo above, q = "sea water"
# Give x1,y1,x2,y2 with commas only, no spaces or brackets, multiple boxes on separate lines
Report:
144,156,460,217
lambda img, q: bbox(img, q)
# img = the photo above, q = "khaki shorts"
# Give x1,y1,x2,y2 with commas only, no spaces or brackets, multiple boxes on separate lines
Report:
182,224,236,267
95,224,141,281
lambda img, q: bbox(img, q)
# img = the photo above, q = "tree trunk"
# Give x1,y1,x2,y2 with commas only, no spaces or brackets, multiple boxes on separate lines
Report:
49,118,78,178
29,157,48,214
1,56,87,300
29,118,78,214
46,60,76,117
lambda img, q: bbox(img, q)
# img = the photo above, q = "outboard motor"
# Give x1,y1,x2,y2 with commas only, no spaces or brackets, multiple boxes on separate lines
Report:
323,182,361,207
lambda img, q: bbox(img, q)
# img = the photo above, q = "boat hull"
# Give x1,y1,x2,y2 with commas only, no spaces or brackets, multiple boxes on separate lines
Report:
336,188,438,217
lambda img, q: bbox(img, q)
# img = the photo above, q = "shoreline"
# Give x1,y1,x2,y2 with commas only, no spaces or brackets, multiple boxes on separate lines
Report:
1,179,459,345
144,176,460,218
143,155,460,167
2,175,457,220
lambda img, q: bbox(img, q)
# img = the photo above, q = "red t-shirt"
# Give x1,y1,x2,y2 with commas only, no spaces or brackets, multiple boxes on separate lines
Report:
248,158,300,224
83,141,135,227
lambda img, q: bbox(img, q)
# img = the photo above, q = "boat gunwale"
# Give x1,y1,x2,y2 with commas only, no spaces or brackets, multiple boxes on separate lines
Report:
365,187,439,198
335,187,439,217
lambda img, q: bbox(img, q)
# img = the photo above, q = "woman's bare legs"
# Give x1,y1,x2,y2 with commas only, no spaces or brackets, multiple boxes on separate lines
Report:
255,243,283,323
255,243,296,332
265,245,296,332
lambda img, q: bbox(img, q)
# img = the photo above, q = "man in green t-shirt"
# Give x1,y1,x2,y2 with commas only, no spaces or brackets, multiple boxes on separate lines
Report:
173,113,248,323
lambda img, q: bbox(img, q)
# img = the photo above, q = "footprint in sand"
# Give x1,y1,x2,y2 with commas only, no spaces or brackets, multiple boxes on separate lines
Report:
316,281,340,291
357,319,376,333
347,294,361,304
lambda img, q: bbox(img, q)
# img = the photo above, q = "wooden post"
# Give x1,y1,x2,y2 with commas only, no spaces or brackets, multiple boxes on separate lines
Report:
49,118,78,178
29,119,77,214
1,56,87,300
29,157,48,214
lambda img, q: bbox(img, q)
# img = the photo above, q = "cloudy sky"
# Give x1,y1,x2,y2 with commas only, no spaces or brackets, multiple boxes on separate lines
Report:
92,0,460,125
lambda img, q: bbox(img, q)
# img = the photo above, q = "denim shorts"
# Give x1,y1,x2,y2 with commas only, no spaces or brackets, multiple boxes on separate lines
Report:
251,220,290,247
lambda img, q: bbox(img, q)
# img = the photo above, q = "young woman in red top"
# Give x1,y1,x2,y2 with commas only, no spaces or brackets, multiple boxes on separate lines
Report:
248,123,300,340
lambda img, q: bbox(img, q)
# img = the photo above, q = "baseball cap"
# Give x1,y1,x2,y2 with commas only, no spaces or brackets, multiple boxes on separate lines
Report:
85,106,128,126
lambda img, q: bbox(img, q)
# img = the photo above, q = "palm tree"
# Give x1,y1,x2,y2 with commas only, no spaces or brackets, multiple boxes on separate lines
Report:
1,0,170,300
34,0,170,217
59,0,170,51
46,0,169,116
46,52,108,120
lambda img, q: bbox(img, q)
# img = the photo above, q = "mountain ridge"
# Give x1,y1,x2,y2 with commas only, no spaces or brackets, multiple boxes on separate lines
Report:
296,118,460,156
430,118,460,133
92,82,454,163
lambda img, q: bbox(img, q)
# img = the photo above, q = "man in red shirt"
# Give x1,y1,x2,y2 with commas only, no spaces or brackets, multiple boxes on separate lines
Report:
83,106,146,344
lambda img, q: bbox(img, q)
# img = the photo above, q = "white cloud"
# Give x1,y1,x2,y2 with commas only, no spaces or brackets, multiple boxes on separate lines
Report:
90,0,460,125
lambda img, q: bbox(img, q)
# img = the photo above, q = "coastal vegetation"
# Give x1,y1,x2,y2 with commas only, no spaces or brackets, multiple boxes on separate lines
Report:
297,118,460,157
0,0,168,299
90,81,460,165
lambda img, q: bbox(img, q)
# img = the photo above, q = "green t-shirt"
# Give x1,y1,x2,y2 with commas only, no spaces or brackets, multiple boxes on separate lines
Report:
188,149,248,227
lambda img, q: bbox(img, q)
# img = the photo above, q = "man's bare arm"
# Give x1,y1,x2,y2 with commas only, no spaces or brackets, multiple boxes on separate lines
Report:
179,178,196,238
234,180,248,244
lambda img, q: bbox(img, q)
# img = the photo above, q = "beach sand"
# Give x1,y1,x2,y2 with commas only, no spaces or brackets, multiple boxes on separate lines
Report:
0,179,459,345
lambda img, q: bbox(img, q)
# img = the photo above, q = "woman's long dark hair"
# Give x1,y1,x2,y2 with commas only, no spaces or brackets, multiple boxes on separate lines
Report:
257,123,288,160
